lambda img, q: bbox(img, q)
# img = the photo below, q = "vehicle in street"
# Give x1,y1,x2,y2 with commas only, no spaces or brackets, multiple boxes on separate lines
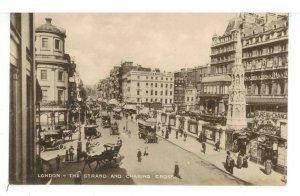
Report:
101,112,111,128
84,125,101,139
110,122,120,135
39,130,65,152
138,118,158,143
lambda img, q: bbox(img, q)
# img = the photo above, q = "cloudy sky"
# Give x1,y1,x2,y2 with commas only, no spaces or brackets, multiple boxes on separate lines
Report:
35,13,236,85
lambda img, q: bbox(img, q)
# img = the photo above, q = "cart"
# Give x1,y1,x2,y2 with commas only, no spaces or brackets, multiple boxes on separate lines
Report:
84,125,101,139
138,118,158,143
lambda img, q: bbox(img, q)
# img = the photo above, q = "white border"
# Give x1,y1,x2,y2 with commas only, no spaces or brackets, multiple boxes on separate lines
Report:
1,1,300,196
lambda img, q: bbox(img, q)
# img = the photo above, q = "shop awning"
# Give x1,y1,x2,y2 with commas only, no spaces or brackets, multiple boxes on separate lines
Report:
246,96,287,105
123,105,136,110
108,99,119,105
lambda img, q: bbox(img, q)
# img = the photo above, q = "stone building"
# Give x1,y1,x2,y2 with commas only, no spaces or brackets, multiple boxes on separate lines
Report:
10,13,38,184
35,18,75,129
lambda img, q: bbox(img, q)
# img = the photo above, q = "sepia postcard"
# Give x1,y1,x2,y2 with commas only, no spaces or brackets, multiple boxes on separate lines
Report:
9,13,288,185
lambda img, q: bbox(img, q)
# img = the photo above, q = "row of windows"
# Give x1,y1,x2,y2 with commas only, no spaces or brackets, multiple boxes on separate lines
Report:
244,55,288,70
136,75,173,81
137,98,173,104
203,85,229,95
137,90,173,96
243,44,287,58
186,96,195,102
42,89,65,103
246,82,286,95
41,37,62,51
242,29,288,46
41,70,65,82
138,82,173,88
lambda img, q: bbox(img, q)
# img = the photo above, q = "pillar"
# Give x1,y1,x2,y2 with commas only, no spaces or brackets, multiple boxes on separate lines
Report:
166,113,170,126
198,120,204,135
219,128,226,150
219,100,225,113
156,110,162,125
184,116,190,133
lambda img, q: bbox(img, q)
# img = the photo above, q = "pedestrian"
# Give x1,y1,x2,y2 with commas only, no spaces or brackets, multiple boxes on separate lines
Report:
229,156,235,174
162,128,164,137
143,146,149,156
225,151,230,172
183,131,187,142
137,149,142,162
175,129,178,139
215,139,220,151
55,154,61,171
165,129,169,139
202,142,206,154
265,159,272,175
117,137,122,147
74,171,82,184
236,153,243,169
173,161,181,179
65,150,69,162
242,154,248,168
69,146,74,161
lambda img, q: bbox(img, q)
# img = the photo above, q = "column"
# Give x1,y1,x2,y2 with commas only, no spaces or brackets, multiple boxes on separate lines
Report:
156,110,162,125
184,116,190,133
166,113,170,126
198,120,204,135
219,128,226,150
219,100,225,113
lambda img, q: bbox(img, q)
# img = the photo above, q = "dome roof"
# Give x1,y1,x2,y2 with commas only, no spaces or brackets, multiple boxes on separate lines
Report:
35,18,66,37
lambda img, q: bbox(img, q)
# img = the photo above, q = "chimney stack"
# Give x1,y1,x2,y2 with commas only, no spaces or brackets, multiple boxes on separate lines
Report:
45,18,52,24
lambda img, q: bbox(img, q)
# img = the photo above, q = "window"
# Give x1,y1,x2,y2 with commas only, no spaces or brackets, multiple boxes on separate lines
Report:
137,98,140,103
269,47,274,53
137,82,140,87
155,91,157,96
41,70,47,80
151,90,153,95
42,90,47,102
151,83,153,87
146,83,148,87
42,38,48,48
146,98,148,102
151,98,153,102
54,39,60,50
161,84,163,88
161,91,163,95
165,84,168,88
137,76,140,79
137,90,140,95
170,84,173,88
170,99,172,103
58,89,64,104
155,83,157,88
165,99,168,104
166,77,168,80
161,77,163,80
170,91,172,96
151,77,153,80
165,90,168,95
187,97,189,101
155,77,158,80
146,90,148,95
146,77,148,79
58,71,64,81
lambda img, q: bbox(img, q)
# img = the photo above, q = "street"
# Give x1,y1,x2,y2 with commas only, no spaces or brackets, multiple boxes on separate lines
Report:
41,115,248,185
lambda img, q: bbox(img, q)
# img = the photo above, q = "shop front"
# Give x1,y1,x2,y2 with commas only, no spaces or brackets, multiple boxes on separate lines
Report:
188,119,198,135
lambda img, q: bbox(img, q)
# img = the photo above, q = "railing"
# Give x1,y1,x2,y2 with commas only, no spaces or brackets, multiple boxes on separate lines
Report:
40,100,68,107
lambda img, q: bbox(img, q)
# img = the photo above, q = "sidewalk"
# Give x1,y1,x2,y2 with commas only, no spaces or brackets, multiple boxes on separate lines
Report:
157,129,286,185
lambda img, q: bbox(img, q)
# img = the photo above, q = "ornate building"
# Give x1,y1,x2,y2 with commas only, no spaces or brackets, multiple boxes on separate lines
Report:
35,18,75,129
227,28,247,129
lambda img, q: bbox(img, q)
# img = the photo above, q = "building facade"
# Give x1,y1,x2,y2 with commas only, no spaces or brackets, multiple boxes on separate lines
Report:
35,18,74,129
174,69,188,112
10,13,37,184
122,70,174,107
185,83,197,111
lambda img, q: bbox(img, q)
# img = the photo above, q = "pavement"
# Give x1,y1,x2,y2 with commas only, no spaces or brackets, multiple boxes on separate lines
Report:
156,128,286,186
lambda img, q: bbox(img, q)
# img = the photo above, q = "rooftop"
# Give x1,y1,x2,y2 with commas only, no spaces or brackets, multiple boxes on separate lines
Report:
36,18,66,37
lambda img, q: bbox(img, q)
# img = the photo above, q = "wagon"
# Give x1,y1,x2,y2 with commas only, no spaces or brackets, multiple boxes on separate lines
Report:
138,118,158,143
84,125,101,139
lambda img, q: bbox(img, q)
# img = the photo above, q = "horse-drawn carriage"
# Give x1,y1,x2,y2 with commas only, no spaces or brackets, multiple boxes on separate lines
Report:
82,143,122,172
101,112,111,128
138,118,158,143
84,125,101,139
39,130,65,152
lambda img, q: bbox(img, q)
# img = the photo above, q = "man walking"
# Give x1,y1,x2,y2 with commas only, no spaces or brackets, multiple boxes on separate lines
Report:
55,154,61,171
202,142,206,154
69,146,75,161
137,149,142,162
173,161,181,179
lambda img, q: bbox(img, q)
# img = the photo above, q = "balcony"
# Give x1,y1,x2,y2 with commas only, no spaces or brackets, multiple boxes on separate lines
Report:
246,95,287,105
40,100,68,110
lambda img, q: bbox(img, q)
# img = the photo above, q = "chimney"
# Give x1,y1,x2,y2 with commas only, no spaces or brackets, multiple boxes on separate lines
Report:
45,18,52,24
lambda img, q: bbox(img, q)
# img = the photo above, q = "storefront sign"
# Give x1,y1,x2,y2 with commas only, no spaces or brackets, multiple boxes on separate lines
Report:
255,111,287,120
189,123,197,134
205,129,215,141
169,118,175,126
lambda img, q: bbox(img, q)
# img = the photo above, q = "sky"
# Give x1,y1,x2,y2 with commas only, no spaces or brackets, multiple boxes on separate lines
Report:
35,13,236,85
